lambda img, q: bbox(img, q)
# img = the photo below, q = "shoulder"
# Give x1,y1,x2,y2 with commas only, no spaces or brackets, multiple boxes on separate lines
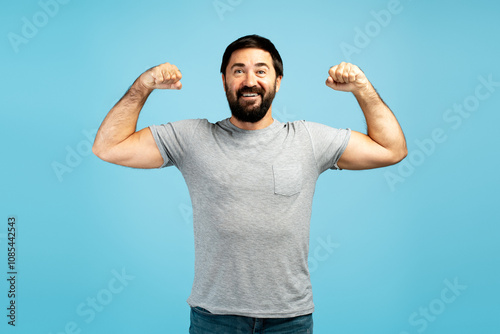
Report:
282,120,339,136
151,118,210,131
169,118,210,127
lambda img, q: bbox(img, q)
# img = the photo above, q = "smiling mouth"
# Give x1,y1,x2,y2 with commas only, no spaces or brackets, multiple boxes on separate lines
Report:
240,93,260,99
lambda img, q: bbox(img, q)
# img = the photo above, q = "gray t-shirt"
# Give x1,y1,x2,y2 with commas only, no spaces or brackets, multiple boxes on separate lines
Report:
149,118,350,318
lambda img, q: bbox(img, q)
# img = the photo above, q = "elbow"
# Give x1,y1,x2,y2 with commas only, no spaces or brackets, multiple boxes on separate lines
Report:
92,143,123,165
390,146,408,165
92,142,102,158
381,144,407,167
92,142,109,161
92,143,99,157
401,146,408,160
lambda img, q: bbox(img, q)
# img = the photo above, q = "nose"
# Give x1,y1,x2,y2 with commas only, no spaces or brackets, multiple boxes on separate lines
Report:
243,71,258,87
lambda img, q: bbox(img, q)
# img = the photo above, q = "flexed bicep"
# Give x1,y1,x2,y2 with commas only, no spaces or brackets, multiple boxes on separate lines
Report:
337,130,404,170
95,127,165,169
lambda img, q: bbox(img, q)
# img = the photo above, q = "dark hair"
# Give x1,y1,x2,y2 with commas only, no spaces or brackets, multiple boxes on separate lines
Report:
220,34,283,78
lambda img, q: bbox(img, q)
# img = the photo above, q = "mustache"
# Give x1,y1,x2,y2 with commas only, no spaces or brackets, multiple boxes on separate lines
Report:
237,86,264,97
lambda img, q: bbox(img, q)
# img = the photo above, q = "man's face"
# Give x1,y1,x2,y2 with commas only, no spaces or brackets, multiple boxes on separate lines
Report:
223,48,282,123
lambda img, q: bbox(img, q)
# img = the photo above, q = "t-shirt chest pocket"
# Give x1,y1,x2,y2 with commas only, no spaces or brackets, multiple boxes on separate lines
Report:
272,163,303,196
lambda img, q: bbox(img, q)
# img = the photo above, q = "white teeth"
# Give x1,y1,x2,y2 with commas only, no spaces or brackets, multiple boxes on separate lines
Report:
243,93,258,97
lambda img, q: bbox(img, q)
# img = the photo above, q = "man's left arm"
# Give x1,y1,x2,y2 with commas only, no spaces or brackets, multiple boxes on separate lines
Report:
326,62,407,170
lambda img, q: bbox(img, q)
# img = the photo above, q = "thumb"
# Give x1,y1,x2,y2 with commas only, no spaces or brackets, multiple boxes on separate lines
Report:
325,76,337,89
173,81,182,90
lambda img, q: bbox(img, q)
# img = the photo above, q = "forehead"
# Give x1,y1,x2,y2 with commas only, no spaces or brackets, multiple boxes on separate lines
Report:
227,48,273,67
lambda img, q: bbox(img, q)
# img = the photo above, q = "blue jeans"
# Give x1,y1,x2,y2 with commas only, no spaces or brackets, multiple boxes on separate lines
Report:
189,307,313,334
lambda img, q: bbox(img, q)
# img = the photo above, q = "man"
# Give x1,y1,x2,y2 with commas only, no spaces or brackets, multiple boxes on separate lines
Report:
93,35,407,333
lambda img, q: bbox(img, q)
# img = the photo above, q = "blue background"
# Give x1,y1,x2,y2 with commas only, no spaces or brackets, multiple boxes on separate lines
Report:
1,0,499,333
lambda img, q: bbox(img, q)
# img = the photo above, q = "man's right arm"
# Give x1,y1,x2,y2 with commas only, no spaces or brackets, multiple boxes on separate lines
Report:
92,62,182,168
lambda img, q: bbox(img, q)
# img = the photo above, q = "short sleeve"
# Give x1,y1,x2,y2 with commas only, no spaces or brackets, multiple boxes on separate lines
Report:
149,119,205,168
303,121,351,173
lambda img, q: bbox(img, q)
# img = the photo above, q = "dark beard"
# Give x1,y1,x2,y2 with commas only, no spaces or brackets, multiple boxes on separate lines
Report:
225,82,277,123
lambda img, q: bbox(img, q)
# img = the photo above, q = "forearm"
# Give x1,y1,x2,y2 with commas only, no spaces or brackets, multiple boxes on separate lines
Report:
93,78,153,154
353,84,407,156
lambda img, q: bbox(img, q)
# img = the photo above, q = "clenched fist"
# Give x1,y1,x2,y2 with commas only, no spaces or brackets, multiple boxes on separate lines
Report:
139,62,182,90
326,62,369,93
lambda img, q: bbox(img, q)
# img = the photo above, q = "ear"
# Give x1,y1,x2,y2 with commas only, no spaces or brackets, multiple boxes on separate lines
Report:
275,75,282,93
222,74,226,92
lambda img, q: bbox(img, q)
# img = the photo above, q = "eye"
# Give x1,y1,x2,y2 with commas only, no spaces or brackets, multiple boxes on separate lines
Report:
257,70,266,75
234,69,243,74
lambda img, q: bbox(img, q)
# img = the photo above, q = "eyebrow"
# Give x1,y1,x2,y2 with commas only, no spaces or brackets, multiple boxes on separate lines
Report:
230,62,270,70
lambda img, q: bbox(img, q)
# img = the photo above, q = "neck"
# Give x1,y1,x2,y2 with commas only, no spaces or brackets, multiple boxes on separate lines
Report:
230,107,274,130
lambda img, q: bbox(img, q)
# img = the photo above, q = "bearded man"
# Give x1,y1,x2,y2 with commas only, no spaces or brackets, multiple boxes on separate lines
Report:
93,35,407,334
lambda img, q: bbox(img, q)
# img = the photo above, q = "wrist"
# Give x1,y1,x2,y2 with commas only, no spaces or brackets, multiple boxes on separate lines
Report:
353,82,379,103
131,77,154,98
